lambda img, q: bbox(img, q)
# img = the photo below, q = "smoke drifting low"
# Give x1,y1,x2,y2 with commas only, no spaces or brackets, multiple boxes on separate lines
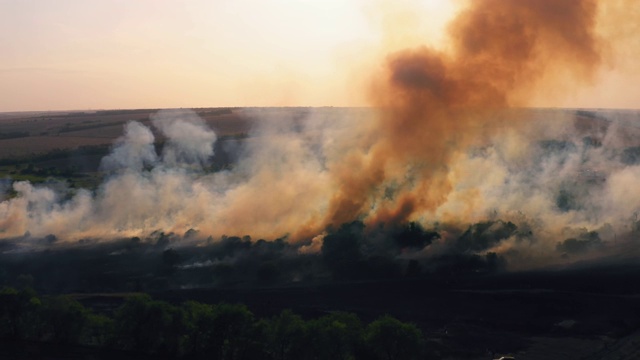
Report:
1,0,640,271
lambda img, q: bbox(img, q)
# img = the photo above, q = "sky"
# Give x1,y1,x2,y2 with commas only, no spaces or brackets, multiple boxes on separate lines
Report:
0,0,638,112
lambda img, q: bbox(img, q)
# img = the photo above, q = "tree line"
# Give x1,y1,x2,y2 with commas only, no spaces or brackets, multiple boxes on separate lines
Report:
0,286,427,360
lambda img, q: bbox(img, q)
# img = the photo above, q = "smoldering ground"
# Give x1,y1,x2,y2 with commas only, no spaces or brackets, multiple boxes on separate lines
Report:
2,0,640,274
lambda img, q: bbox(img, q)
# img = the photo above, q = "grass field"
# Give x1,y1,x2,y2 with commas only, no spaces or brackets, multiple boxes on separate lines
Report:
0,108,259,189
0,108,253,158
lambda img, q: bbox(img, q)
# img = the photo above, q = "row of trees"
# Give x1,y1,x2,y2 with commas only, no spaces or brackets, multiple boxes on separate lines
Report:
0,287,426,360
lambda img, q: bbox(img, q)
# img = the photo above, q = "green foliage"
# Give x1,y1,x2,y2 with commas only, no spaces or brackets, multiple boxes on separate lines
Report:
41,295,90,344
182,300,216,356
113,294,186,356
306,311,364,360
364,315,424,360
0,286,42,339
263,310,306,360
208,303,257,360
85,312,114,347
0,290,426,360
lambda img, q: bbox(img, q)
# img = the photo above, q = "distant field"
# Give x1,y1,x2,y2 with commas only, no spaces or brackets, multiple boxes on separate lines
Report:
0,135,113,158
0,108,256,189
0,108,254,159
0,107,327,188
4,106,636,189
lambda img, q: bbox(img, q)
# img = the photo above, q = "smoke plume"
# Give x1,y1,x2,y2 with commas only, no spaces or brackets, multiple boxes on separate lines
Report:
1,1,640,270
326,0,604,226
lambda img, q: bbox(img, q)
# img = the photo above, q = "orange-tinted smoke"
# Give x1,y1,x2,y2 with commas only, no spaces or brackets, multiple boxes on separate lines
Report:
324,0,603,228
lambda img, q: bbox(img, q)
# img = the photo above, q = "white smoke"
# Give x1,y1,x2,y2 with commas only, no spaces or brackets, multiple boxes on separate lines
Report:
1,108,640,269
152,109,217,168
100,121,157,173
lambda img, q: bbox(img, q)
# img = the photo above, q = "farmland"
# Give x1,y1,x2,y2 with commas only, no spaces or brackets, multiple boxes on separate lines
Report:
3,107,640,360
0,108,256,188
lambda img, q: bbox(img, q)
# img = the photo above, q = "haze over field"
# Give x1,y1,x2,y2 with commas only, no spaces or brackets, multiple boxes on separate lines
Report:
2,0,640,270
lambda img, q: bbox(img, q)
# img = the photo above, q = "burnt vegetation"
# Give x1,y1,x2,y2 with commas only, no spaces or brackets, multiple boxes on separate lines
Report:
3,222,640,359
0,219,515,295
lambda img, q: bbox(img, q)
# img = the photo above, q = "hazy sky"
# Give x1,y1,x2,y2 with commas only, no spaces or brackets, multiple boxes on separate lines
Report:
0,0,637,111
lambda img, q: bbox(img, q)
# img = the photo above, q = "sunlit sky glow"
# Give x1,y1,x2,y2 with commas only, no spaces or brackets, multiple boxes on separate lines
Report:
0,0,637,111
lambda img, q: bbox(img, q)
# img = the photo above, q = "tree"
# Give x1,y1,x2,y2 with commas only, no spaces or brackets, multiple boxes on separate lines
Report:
364,316,424,360
0,286,42,340
208,303,257,360
85,312,114,347
183,301,216,357
113,294,185,356
41,295,90,344
263,310,306,360
305,311,364,360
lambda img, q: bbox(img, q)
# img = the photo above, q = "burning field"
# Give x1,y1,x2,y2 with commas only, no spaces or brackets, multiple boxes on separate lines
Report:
1,0,640,273
3,1,640,358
